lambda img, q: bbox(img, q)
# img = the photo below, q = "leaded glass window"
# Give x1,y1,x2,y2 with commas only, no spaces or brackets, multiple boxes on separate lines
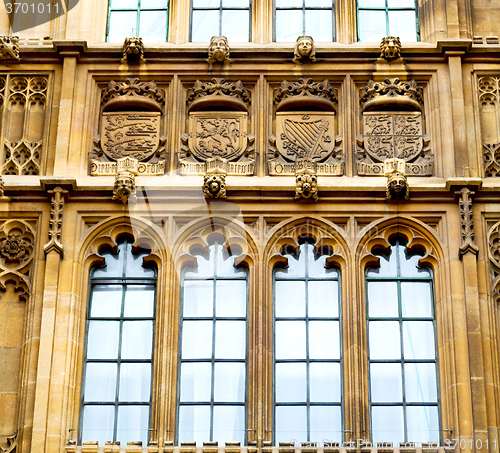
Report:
357,0,418,42
274,241,342,443
191,0,251,42
178,242,248,444
80,241,157,445
106,0,169,43
366,240,439,445
274,0,335,42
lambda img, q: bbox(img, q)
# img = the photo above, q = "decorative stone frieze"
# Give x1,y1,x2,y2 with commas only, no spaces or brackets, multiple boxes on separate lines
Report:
457,187,479,258
487,220,500,304
207,35,231,65
44,187,65,256
295,158,318,201
380,36,402,61
293,36,316,64
0,36,20,61
121,37,145,63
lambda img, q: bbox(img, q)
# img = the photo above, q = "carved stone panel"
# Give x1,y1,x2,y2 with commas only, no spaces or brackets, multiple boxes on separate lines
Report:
478,76,500,176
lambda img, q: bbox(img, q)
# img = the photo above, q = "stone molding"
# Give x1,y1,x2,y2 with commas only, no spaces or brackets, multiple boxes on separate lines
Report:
456,187,479,258
44,187,65,256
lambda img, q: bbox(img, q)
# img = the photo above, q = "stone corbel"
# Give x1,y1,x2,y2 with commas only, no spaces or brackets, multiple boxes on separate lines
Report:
207,35,231,67
456,187,479,258
44,187,66,257
385,158,409,201
112,157,138,203
293,36,316,64
295,158,318,201
203,157,227,199
121,37,145,64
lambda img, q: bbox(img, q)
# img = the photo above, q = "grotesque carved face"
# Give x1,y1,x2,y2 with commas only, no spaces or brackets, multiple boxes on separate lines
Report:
113,172,136,203
380,36,402,61
390,175,405,194
387,171,408,201
208,36,230,62
297,37,312,57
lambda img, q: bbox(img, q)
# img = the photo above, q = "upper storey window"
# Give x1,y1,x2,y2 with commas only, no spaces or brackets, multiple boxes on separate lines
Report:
357,0,418,42
275,0,335,42
106,0,169,43
191,0,251,42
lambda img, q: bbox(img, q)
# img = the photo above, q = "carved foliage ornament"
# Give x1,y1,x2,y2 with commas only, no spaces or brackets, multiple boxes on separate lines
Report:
101,78,165,110
121,37,145,63
44,187,65,256
207,35,231,65
487,220,500,304
203,173,226,199
360,78,423,111
273,78,338,108
187,78,250,109
380,36,402,61
457,187,478,258
0,36,20,61
293,36,316,64
295,159,318,201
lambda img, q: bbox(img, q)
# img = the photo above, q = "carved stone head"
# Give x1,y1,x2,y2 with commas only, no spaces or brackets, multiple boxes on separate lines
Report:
121,37,145,63
295,173,318,201
293,36,316,63
207,36,230,64
386,171,409,201
203,173,227,199
380,36,402,61
112,171,136,203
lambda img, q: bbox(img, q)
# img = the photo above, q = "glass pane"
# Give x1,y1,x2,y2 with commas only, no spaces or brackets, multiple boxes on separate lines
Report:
191,10,219,42
178,405,211,444
398,246,430,277
90,285,122,318
92,251,123,277
183,280,214,317
110,0,138,9
193,0,219,6
140,10,168,42
388,0,416,6
403,321,435,360
309,320,340,359
81,405,115,445
388,10,417,42
215,321,246,359
83,363,117,402
368,321,401,359
310,406,342,443
121,321,153,359
308,253,338,278
308,281,338,317
213,405,245,444
214,363,245,402
180,362,212,402
371,406,404,445
116,405,149,445
358,0,385,6
87,321,119,359
181,320,213,359
310,363,341,402
405,363,437,403
275,362,307,402
366,250,397,277
108,11,138,43
223,0,249,6
123,285,155,318
305,0,332,6
216,244,242,277
275,247,306,279
276,10,303,42
368,281,398,318
276,0,302,6
275,281,306,317
406,406,440,443
125,248,154,277
305,9,333,41
276,321,306,359
275,406,306,444
401,282,432,318
141,0,168,8
184,251,213,278
221,10,250,42
370,363,402,402
216,280,246,317
119,363,152,402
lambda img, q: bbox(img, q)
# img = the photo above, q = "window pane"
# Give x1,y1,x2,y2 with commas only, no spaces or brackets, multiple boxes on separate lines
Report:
90,285,122,318
191,10,219,42
399,247,430,277
275,362,307,402
213,405,245,444
275,280,306,317
83,363,117,402
222,0,249,6
388,10,417,42
108,11,138,43
308,254,337,278
401,282,432,318
181,320,213,359
275,406,307,444
92,251,123,277
405,363,437,403
276,9,303,42
140,10,168,42
215,320,246,359
185,252,213,278
406,406,440,443
123,285,155,318
309,320,339,359
116,405,149,445
86,321,120,359
216,280,246,317
371,406,404,445
276,0,302,6
214,363,245,402
369,321,401,359
141,0,168,8
193,0,219,6
308,281,338,317
388,0,416,8
305,0,332,6
276,248,306,279
221,10,250,41
119,363,152,402
216,245,242,277
370,363,402,402
276,321,306,359
183,280,214,317
368,281,398,318
110,0,138,9
403,321,435,359
178,405,211,444
305,9,333,41
180,362,212,402
126,250,154,277
121,321,153,359
310,406,342,443
310,362,341,402
358,0,384,6
81,405,115,445
366,250,397,277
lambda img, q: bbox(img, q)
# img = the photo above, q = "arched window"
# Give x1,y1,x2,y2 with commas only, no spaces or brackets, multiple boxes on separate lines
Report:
366,239,439,445
80,240,157,445
178,241,248,444
274,241,342,443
